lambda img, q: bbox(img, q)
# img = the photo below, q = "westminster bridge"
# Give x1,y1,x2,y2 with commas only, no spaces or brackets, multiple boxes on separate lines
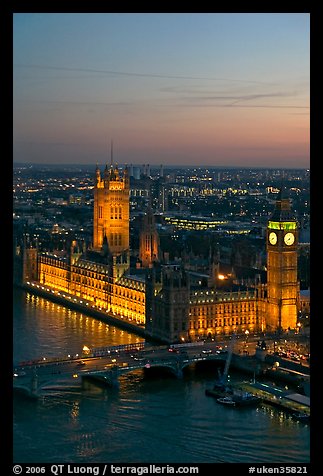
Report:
13,341,234,398
14,336,310,399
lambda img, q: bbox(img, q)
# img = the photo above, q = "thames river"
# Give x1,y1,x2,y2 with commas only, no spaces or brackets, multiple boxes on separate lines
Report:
13,288,310,464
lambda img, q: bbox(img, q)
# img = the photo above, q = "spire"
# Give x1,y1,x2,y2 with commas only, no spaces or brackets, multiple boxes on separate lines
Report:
270,186,296,222
276,172,290,202
95,163,101,186
124,163,130,188
110,140,113,167
104,162,109,179
101,234,110,258
113,163,119,180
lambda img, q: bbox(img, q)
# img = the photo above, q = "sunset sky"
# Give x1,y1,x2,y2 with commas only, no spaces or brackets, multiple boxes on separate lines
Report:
13,13,310,168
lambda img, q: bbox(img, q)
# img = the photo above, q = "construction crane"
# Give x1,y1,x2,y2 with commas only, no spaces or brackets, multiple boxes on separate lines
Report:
218,332,237,385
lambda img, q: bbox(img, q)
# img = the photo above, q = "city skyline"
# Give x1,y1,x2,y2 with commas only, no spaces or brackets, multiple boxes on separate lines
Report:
13,13,310,168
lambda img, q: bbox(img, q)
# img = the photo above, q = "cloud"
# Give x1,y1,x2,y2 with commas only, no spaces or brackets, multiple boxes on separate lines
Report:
160,85,308,109
227,105,309,109
174,101,309,110
14,63,272,85
14,140,81,146
17,99,133,107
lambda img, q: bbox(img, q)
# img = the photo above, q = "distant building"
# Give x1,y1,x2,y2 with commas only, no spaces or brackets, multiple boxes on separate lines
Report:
299,289,310,316
69,194,85,206
163,215,227,230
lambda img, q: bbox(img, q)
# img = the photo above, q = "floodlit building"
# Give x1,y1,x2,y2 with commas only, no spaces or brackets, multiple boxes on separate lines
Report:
17,165,302,343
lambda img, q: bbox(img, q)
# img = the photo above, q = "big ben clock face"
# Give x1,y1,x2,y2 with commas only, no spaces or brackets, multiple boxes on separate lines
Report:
284,232,295,246
269,232,277,245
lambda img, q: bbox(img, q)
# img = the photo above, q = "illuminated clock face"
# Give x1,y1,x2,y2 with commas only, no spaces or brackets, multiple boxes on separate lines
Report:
284,232,295,246
269,232,277,245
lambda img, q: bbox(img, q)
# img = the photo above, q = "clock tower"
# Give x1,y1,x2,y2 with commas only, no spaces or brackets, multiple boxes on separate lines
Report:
266,188,299,331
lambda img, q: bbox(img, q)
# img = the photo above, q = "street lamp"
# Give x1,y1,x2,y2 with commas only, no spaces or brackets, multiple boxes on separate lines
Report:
82,345,90,355
244,329,249,353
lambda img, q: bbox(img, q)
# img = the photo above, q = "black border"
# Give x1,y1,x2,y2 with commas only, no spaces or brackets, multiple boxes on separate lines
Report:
7,3,317,473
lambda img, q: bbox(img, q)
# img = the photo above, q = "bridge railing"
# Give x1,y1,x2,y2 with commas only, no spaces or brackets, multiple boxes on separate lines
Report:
90,341,146,356
15,342,149,368
169,341,205,349
15,341,225,370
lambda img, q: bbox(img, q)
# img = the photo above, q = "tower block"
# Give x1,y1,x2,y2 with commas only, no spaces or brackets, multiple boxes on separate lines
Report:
93,163,130,254
266,188,299,331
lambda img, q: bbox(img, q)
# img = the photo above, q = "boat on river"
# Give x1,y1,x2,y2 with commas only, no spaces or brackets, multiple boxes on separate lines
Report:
231,391,261,407
216,396,237,406
292,412,310,423
217,391,261,408
205,380,233,398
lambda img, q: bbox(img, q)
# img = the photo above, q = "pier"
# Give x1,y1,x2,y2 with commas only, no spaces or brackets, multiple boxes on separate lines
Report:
233,381,310,416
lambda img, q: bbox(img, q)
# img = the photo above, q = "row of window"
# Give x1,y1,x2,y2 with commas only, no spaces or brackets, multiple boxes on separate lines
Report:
39,266,146,307
110,233,122,246
110,206,122,220
190,303,256,315
41,264,110,287
189,316,256,329
97,205,123,220
111,299,144,314
40,257,110,281
114,287,145,302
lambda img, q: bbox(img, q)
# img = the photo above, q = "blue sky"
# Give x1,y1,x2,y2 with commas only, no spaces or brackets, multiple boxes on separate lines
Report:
13,13,310,167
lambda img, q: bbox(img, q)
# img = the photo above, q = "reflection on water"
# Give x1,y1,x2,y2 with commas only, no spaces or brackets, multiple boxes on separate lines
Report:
14,289,144,363
13,288,310,464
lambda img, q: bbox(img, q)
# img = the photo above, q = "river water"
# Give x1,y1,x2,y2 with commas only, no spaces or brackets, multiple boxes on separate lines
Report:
13,288,310,464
